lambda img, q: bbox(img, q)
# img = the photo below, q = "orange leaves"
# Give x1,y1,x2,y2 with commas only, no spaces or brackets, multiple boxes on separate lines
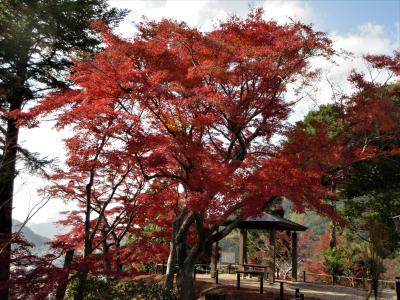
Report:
191,113,219,127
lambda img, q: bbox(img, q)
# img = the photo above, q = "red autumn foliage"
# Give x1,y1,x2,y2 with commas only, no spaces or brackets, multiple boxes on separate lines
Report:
283,52,400,207
0,234,63,300
46,127,173,279
21,11,336,298
13,8,398,299
24,10,336,224
303,226,332,275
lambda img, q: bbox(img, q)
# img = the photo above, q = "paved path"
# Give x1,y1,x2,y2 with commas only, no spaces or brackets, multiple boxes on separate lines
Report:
195,274,396,300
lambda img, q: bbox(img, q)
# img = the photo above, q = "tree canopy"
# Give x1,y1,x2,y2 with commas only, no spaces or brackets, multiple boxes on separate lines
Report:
0,1,126,299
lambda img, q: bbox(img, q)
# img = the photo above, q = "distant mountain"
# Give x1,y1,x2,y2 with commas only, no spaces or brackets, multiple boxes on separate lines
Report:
12,219,50,247
29,221,70,239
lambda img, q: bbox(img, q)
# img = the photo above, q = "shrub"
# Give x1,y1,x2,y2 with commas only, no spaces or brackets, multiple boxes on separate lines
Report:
65,276,177,300
324,247,344,278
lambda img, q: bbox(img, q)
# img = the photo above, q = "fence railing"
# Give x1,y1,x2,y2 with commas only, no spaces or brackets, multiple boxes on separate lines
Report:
152,264,397,292
300,271,396,290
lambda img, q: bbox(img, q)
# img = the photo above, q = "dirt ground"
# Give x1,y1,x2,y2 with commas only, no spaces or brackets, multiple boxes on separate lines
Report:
195,273,397,300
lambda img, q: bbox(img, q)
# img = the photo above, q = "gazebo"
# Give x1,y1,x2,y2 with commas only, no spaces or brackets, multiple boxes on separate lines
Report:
211,213,307,282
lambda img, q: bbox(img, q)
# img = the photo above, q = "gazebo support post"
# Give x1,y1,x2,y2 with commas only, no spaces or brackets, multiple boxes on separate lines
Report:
210,241,218,278
223,213,307,283
270,229,276,283
291,231,298,281
239,229,247,270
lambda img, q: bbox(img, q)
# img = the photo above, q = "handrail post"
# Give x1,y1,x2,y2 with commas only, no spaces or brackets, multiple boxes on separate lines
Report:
295,288,300,298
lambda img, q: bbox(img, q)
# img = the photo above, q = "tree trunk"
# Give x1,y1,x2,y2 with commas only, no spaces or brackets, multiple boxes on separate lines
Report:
74,270,89,300
164,234,177,290
0,98,22,300
330,221,337,248
102,230,111,273
329,195,337,248
365,285,373,300
177,216,208,300
180,262,196,300
115,241,123,272
74,170,94,300
55,249,75,300
168,210,239,300
164,207,190,291
175,235,188,292
176,236,209,300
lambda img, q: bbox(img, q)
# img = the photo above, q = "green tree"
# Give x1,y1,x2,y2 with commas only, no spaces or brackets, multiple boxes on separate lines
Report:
303,103,344,138
0,1,126,299
301,84,400,298
323,247,344,282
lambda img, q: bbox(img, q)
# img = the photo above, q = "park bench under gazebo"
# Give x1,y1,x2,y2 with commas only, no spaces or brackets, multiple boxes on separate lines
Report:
210,213,307,285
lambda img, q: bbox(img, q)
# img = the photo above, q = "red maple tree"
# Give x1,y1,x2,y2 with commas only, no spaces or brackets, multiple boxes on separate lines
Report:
43,116,173,298
15,7,399,297
22,10,338,299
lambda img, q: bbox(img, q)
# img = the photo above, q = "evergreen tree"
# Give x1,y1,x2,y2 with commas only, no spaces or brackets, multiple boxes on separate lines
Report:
0,1,127,299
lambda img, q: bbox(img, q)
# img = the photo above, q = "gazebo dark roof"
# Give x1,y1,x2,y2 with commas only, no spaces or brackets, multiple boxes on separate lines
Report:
230,213,307,231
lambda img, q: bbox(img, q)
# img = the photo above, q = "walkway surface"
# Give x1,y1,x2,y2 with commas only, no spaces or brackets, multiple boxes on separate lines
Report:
195,274,397,300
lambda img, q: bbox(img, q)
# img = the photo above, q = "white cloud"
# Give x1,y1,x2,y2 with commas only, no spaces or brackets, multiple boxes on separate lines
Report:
289,21,398,123
110,0,234,36
324,21,396,90
395,21,400,46
110,0,317,37
358,22,385,36
334,22,392,55
262,0,315,24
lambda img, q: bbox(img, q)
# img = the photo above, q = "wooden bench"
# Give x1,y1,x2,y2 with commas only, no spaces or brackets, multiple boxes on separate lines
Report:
240,264,269,278
205,293,226,300
241,263,268,271
236,270,265,294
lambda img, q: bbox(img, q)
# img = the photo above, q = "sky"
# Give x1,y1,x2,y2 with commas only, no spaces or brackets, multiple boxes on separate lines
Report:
13,0,400,225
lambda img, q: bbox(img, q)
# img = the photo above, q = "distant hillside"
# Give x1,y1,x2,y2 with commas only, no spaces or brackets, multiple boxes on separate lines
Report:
282,199,330,238
29,221,70,239
12,219,50,247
